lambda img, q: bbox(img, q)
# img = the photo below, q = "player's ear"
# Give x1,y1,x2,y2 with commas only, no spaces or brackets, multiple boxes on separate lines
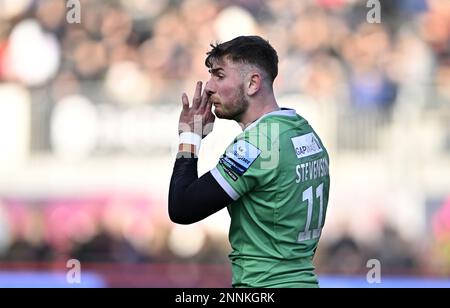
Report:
247,73,261,96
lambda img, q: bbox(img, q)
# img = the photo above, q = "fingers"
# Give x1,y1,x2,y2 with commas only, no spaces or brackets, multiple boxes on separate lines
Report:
205,95,213,113
192,81,202,109
199,83,210,110
183,81,207,111
181,93,189,111
203,97,215,122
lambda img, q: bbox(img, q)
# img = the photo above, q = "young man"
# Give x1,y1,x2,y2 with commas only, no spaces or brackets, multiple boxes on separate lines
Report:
169,36,330,288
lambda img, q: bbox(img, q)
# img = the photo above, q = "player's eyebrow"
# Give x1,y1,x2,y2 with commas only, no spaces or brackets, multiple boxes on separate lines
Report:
208,67,225,75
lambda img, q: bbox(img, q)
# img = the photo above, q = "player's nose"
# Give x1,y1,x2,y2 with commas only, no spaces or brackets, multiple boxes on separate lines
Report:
205,80,216,96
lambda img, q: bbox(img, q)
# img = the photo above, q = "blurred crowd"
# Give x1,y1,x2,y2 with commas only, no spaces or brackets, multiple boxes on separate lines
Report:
0,195,230,265
0,0,450,278
0,194,430,277
0,0,449,111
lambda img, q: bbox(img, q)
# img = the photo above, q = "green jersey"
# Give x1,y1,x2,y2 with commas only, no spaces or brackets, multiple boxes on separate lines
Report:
210,108,330,288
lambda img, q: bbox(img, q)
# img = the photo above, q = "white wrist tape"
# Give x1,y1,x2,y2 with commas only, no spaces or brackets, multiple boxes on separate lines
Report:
179,132,202,152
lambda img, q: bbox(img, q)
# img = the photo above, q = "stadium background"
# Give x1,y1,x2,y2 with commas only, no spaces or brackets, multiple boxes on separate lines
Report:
0,0,449,287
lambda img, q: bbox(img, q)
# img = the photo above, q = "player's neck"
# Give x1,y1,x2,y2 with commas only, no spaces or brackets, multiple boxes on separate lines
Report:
237,95,280,130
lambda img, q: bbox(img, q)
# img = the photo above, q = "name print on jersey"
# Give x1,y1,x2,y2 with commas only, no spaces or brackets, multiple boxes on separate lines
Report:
295,158,329,184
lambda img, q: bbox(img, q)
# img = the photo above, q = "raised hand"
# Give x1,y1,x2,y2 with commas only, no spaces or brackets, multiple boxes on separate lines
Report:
178,81,215,138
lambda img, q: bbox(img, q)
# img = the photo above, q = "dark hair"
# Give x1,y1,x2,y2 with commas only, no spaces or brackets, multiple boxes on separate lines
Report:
205,36,279,83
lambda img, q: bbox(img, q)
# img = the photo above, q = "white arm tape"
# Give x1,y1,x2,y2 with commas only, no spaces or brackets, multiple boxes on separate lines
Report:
179,132,202,151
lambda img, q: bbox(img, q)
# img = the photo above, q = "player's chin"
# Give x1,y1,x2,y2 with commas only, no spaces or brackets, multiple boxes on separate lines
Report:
214,106,234,120
213,107,224,118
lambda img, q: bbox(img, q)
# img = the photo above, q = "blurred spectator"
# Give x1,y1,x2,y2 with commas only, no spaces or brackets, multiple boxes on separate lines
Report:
374,225,419,273
420,0,450,56
433,55,450,107
3,206,54,262
321,232,365,275
301,52,347,102
71,228,144,263
342,24,398,111
35,0,66,35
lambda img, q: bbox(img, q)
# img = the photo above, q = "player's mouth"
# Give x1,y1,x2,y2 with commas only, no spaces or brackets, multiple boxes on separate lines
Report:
210,99,221,106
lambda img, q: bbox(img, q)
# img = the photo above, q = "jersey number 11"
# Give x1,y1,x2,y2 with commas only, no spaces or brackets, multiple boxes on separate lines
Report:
298,183,324,242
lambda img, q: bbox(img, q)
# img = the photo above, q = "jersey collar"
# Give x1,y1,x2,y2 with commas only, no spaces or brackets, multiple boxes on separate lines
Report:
244,108,297,132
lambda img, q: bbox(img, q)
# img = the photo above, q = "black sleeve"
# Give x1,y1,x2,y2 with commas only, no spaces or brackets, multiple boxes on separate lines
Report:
168,153,233,224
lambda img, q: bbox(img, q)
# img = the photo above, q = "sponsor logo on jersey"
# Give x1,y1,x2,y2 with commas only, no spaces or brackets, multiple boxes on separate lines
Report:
223,140,261,175
291,132,323,159
219,159,238,181
220,157,242,178
221,154,246,174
